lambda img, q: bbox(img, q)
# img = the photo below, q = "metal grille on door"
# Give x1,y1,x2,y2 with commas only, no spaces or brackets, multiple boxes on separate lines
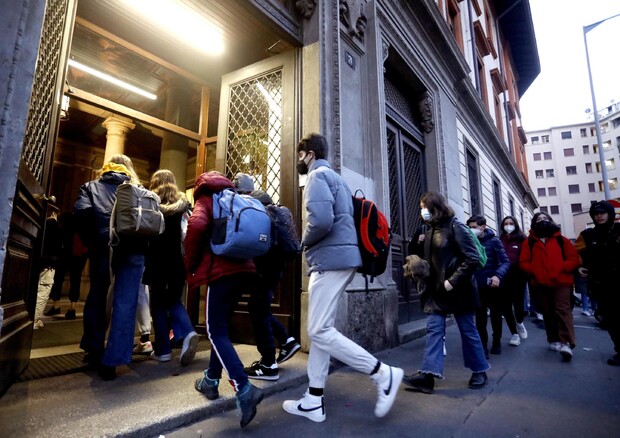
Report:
225,70,283,204
21,0,69,183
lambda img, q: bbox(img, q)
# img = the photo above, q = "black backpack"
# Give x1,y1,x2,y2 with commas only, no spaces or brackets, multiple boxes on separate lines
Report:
265,204,301,259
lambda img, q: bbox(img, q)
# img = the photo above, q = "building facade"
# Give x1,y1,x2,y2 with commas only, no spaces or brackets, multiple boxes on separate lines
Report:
525,102,620,239
0,0,539,395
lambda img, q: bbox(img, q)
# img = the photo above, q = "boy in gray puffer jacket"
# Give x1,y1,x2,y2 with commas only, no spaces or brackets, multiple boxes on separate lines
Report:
282,133,403,423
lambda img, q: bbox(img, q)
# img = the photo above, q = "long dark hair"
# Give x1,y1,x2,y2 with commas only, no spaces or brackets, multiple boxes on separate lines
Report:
420,191,454,223
530,211,557,229
500,215,526,239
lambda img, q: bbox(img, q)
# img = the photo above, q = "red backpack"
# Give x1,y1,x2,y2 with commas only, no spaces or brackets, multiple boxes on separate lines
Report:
351,190,391,287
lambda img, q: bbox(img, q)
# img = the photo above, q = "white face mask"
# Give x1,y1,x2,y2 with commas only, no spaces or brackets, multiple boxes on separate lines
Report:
504,225,515,234
471,228,483,237
421,208,432,221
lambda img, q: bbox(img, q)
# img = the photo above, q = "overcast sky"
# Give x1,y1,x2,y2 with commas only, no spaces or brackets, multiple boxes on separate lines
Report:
519,0,620,131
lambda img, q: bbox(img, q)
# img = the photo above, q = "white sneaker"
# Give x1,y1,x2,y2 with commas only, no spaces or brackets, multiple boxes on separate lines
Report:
133,341,153,354
516,323,528,339
370,363,404,418
549,342,561,352
509,334,521,346
536,313,544,321
33,320,44,330
180,331,199,366
282,392,326,422
150,352,172,362
559,343,573,362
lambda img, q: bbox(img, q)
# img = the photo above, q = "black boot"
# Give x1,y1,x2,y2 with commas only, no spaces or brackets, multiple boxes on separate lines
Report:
403,372,435,394
468,372,488,389
490,340,501,355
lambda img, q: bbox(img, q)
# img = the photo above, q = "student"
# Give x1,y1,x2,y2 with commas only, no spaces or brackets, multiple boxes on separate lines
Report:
403,192,489,394
143,169,198,365
187,171,263,428
499,216,529,341
74,154,148,380
467,215,513,356
232,173,301,381
33,207,61,329
519,212,580,362
282,133,403,422
575,201,620,366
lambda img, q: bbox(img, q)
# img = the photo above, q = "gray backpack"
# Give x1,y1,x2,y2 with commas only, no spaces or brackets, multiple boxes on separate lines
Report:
111,182,165,243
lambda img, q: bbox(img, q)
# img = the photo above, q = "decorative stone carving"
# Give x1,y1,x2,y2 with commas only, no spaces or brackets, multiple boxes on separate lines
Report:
354,12,367,40
419,93,434,134
339,0,351,28
382,39,390,63
295,0,316,18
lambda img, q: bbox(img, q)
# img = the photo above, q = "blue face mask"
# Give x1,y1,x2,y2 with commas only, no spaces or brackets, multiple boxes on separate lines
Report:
421,208,432,222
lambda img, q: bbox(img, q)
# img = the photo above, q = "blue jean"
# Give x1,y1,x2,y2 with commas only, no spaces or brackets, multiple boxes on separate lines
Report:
204,274,253,391
80,251,110,359
248,276,289,364
150,281,194,356
420,312,490,378
102,252,145,367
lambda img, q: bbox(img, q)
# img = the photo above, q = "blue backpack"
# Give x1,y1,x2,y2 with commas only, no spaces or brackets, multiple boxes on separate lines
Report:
210,188,272,259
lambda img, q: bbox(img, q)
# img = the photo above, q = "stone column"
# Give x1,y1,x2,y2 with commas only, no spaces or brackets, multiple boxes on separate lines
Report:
160,78,191,190
102,116,135,163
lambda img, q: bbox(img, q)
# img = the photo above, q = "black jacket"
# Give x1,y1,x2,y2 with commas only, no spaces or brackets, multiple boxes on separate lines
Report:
422,217,480,314
576,201,620,289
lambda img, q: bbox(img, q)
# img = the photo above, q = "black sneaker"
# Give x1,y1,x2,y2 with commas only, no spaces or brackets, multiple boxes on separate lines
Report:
65,309,76,320
277,339,301,364
403,372,435,394
244,360,279,381
237,383,264,428
44,307,60,316
468,372,488,389
490,342,501,355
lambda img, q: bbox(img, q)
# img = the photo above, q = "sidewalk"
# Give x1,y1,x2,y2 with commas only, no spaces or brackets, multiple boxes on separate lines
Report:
0,321,426,437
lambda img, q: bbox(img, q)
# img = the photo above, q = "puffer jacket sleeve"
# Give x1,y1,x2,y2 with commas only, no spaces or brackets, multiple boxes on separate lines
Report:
447,220,480,287
74,183,95,248
562,237,581,273
184,196,210,273
519,238,533,276
302,171,335,247
493,238,511,279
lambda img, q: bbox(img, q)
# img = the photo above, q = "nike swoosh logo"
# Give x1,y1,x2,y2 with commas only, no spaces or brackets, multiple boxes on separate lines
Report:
297,403,323,412
383,368,393,396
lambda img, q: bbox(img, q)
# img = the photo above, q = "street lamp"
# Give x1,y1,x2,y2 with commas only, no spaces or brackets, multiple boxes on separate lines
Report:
583,13,620,200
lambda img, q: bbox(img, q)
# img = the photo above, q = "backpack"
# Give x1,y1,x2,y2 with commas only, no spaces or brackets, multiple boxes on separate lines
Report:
265,204,301,258
210,188,272,259
111,182,165,241
468,227,488,269
448,218,487,269
351,190,391,284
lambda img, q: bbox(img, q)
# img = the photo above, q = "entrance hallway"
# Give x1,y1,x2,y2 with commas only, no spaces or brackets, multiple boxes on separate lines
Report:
1,313,617,437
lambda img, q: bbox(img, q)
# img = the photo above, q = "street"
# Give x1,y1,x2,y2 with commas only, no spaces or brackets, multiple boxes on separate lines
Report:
165,311,620,438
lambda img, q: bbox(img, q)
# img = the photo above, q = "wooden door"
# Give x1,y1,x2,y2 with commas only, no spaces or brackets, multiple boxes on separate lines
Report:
386,118,427,324
215,50,300,343
0,0,75,396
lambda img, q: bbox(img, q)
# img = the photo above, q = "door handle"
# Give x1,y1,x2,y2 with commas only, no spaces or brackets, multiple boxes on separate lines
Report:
36,194,57,204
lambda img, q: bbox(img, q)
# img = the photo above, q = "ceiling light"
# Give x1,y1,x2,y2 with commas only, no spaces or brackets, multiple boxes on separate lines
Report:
68,59,157,100
125,0,224,56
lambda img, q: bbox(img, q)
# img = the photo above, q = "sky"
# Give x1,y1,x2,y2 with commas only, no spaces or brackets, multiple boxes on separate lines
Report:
519,0,620,131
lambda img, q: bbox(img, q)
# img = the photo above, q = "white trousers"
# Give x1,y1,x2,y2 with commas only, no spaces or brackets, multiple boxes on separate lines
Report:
307,268,377,388
34,268,55,321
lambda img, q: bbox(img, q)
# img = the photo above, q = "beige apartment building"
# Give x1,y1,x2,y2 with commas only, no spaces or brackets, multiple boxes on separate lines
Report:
525,102,620,239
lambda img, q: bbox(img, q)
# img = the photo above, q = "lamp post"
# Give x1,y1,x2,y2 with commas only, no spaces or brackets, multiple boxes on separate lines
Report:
583,13,620,200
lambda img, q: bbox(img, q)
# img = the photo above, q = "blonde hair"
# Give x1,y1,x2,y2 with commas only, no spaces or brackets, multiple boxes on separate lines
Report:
107,154,141,185
149,169,181,204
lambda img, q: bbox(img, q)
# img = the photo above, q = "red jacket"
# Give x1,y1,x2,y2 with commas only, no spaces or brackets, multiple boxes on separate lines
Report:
519,230,580,288
184,172,255,290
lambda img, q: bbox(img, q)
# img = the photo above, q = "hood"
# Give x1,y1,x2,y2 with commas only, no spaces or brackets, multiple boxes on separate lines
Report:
101,162,131,176
589,201,616,227
308,158,331,173
160,193,190,216
194,171,234,199
480,227,496,241
99,171,130,185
